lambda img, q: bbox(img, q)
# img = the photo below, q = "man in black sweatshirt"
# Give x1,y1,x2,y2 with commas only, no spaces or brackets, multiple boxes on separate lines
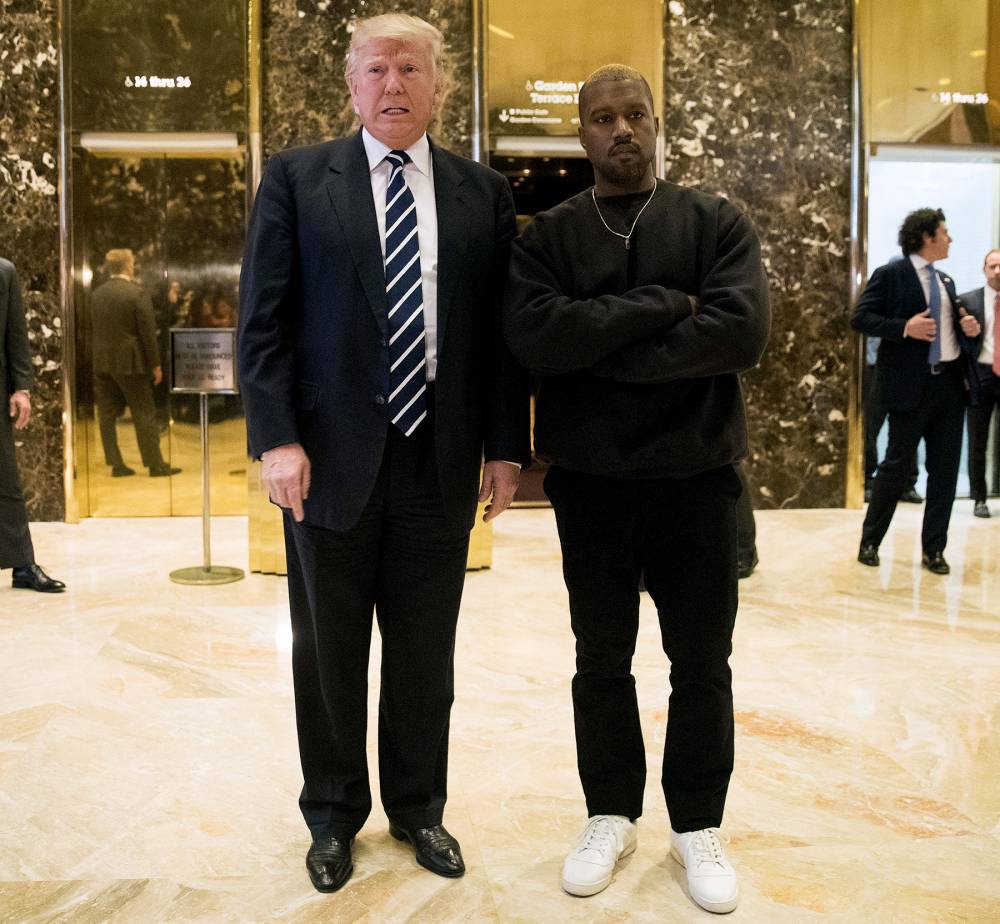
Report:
504,64,770,915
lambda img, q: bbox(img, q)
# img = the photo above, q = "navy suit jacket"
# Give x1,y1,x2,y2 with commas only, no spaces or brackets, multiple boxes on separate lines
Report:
238,132,530,531
851,256,980,411
959,286,995,382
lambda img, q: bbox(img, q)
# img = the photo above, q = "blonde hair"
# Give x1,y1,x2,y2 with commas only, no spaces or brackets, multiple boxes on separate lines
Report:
578,64,654,116
105,248,134,274
345,13,443,80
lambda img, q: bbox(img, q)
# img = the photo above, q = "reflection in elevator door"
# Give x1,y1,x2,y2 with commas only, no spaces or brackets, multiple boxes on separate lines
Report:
72,150,248,516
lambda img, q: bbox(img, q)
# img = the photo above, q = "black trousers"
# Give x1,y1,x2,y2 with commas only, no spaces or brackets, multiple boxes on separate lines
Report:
967,366,999,503
862,362,966,553
0,406,34,569
863,368,918,488
94,371,165,469
545,464,741,833
734,462,756,562
283,404,471,840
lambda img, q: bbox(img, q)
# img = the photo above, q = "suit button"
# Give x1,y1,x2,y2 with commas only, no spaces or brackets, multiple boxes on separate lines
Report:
375,394,386,406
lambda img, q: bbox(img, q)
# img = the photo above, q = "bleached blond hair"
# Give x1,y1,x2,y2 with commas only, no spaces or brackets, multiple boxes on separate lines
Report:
345,13,444,80
105,248,134,274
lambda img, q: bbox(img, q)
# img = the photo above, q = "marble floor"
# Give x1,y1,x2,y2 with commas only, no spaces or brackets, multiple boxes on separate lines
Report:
1,503,998,923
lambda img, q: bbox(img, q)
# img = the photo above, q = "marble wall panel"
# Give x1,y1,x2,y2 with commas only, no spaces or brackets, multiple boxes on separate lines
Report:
0,1,63,520
262,0,472,156
663,0,853,508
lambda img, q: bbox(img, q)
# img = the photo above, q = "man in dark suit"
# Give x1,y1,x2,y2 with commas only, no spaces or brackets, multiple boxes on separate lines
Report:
0,258,65,592
91,248,179,478
852,209,981,574
961,248,1000,518
237,13,529,894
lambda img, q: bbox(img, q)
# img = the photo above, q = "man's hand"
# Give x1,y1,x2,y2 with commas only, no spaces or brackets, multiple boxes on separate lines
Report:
261,442,311,522
479,460,520,522
8,390,30,430
904,308,936,341
152,365,163,386
959,306,981,338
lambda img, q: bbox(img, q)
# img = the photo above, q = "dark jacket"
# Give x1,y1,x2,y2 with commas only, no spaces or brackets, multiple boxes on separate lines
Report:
503,180,770,479
0,259,33,397
90,277,160,376
959,285,994,382
237,131,530,531
851,257,980,410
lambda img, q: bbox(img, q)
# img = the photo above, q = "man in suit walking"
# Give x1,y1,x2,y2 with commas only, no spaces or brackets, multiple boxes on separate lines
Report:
961,248,1000,518
0,258,65,592
853,208,981,574
237,13,529,894
91,248,179,478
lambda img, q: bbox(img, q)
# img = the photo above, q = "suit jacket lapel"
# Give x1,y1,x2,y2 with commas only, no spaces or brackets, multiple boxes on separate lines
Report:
431,142,469,361
901,259,925,316
326,132,389,338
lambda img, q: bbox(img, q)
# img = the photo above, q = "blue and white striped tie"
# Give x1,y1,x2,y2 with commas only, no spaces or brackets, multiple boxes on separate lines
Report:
383,150,427,436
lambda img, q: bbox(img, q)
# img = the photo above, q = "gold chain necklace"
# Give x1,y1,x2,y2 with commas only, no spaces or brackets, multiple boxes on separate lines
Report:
591,183,657,250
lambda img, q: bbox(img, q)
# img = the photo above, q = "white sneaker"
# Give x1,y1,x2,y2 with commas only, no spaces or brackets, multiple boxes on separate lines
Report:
561,814,637,896
670,828,739,914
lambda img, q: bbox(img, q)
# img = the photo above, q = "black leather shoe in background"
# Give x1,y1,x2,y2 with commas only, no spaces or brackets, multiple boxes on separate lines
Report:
922,551,950,575
305,835,354,893
389,823,465,878
737,549,759,580
974,501,991,518
899,488,923,504
149,464,182,477
857,543,879,567
12,564,66,593
111,464,135,477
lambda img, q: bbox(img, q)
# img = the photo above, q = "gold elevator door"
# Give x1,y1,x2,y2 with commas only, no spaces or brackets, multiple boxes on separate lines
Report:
72,149,248,517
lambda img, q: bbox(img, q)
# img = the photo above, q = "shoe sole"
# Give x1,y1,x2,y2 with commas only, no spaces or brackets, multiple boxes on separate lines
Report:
561,838,637,897
669,847,739,914
389,824,465,878
12,581,65,592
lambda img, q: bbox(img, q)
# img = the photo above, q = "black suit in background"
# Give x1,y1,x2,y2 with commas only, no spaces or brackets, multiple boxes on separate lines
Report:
961,286,1000,504
852,258,980,553
90,275,167,471
238,133,529,839
0,258,35,569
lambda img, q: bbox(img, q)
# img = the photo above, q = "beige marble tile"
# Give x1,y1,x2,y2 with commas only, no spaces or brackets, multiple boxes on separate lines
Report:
1,506,999,920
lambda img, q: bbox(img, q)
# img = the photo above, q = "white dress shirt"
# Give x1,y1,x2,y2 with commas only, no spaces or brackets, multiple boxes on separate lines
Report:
362,128,439,381
909,254,959,361
977,285,999,367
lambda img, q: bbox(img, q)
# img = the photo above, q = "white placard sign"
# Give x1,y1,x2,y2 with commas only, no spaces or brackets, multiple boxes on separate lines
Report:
170,327,238,394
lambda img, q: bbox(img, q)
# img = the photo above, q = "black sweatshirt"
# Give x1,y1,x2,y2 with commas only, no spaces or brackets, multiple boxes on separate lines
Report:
503,179,771,479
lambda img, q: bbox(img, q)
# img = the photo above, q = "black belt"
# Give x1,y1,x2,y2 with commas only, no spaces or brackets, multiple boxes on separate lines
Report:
929,359,959,376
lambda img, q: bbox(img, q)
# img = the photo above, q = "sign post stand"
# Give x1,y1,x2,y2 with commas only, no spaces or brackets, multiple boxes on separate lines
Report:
168,328,244,586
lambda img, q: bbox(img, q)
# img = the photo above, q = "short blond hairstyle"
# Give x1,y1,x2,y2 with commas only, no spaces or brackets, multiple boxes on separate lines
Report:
345,13,443,79
105,248,134,274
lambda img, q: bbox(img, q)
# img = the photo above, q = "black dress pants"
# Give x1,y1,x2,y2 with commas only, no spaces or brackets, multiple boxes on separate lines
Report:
0,407,34,569
863,368,918,489
734,462,756,562
545,464,740,833
967,366,999,503
862,362,966,553
284,407,471,841
94,371,165,469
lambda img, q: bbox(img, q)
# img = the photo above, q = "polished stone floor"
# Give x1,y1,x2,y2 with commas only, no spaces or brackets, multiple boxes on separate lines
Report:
1,503,998,922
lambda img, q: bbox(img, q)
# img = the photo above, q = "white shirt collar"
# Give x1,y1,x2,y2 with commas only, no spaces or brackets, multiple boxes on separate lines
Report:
909,253,933,272
361,127,431,176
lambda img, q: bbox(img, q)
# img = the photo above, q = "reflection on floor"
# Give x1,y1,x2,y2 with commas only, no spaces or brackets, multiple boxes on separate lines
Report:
1,504,998,922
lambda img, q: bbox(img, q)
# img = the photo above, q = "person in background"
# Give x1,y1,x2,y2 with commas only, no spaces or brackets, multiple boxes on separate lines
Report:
852,209,981,574
0,258,65,593
961,248,1000,518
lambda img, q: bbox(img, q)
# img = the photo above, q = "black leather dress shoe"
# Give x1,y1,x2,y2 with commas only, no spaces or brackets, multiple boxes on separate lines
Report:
305,835,354,893
149,465,182,477
389,822,465,878
922,551,950,575
111,464,135,477
12,564,66,593
974,501,991,519
857,543,879,567
899,488,923,504
737,549,759,580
